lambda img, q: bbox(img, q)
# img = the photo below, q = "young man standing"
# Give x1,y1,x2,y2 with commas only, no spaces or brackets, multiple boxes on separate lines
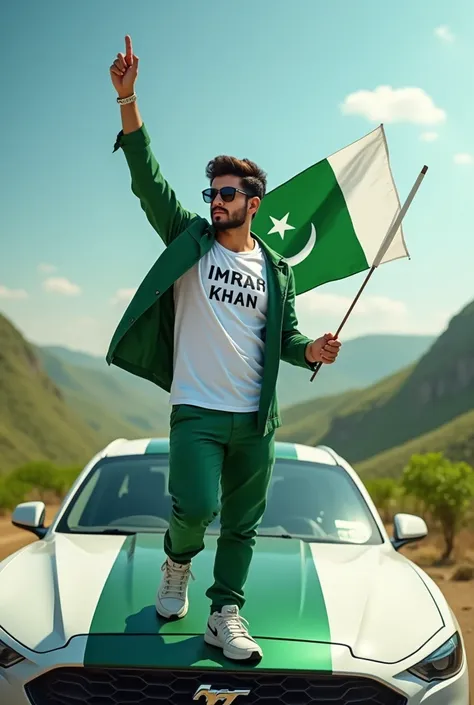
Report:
108,36,341,662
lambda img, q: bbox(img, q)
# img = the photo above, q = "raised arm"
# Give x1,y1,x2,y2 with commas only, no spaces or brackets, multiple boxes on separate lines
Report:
109,36,195,245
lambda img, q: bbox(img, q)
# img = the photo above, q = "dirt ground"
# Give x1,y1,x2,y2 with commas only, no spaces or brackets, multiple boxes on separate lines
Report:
0,510,472,698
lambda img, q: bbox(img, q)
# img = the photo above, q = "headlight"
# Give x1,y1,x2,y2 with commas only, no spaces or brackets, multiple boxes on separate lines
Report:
408,633,463,682
0,640,25,668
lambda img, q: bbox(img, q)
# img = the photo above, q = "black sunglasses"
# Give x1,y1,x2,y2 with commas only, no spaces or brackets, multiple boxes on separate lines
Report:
202,186,251,204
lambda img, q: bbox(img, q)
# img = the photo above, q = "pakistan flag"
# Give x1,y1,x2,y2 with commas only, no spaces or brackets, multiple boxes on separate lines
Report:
252,125,409,296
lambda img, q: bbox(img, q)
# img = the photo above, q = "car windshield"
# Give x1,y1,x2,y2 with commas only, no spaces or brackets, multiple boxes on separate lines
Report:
55,454,383,545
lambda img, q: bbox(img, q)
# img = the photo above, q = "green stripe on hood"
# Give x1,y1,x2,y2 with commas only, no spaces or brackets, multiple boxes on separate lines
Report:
145,438,170,454
274,442,299,460
84,633,332,671
84,533,332,671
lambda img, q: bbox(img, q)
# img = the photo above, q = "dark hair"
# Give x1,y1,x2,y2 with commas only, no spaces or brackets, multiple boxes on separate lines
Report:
205,156,267,200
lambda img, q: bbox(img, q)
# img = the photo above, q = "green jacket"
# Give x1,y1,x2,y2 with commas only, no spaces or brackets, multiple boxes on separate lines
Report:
106,124,316,436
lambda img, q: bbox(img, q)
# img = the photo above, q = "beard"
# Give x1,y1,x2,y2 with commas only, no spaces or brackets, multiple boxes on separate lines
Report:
212,204,248,231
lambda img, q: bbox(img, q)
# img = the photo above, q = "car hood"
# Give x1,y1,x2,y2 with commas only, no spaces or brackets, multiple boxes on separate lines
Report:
0,532,444,664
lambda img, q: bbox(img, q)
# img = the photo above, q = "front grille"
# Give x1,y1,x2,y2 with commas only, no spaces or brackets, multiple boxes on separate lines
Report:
26,667,407,705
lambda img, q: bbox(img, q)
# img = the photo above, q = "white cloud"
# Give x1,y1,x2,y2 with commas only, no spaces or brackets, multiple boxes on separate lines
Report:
0,285,28,300
453,153,473,165
58,316,110,355
37,263,57,274
359,295,407,316
420,131,439,142
32,315,113,356
295,290,449,341
110,288,137,305
434,25,455,43
42,277,81,296
341,86,446,125
297,292,353,317
298,291,407,318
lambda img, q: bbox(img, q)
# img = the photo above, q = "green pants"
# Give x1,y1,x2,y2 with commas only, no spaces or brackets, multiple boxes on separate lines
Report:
164,404,275,610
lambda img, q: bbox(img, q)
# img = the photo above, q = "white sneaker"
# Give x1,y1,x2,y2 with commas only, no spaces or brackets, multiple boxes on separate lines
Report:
155,558,194,619
204,605,263,661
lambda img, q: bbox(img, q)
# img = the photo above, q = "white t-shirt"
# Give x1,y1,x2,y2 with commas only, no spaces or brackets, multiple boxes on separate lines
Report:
169,239,268,412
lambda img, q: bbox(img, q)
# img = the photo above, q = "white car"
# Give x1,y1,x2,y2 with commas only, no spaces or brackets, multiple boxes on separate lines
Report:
0,438,469,705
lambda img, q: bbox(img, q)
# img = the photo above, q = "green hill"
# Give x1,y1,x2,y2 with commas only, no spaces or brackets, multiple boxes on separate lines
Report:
37,347,169,439
0,314,102,473
277,388,359,446
355,409,474,478
278,366,413,445
44,333,435,426
278,298,474,467
40,331,437,458
0,298,462,477
277,334,435,408
42,345,168,406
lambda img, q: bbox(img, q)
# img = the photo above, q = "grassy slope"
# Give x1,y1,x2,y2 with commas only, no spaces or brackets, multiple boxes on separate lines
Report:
277,334,435,408
355,409,474,478
37,348,168,439
278,366,413,445
0,314,102,473
43,333,435,447
4,295,470,476
278,298,474,466
45,335,435,417
278,389,358,445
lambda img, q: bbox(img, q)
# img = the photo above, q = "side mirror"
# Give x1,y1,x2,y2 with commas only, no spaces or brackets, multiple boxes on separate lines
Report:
12,501,48,539
391,513,428,550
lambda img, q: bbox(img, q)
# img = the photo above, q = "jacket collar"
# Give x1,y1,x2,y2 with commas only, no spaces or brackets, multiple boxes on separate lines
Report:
253,233,287,270
201,221,286,271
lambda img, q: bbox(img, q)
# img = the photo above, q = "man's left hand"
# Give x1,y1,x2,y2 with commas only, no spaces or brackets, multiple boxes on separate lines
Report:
306,333,341,365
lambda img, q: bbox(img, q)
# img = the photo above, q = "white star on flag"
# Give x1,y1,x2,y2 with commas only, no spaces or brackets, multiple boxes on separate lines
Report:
267,213,295,239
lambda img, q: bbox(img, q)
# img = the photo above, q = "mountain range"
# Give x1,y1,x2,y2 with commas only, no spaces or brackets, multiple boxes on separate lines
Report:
276,333,435,407
0,314,99,472
39,332,435,412
278,299,474,476
3,303,471,477
36,346,169,440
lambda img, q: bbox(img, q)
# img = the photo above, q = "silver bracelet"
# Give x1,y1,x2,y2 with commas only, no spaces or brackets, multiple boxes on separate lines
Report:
117,93,137,105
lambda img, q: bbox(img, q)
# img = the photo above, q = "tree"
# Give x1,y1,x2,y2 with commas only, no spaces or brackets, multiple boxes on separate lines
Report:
364,478,401,522
401,452,474,563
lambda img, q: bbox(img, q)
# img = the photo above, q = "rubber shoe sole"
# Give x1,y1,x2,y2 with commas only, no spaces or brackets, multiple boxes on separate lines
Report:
204,628,262,662
155,595,189,620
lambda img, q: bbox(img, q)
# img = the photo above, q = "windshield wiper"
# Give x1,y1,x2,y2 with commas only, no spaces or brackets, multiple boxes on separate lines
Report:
260,534,331,543
72,528,137,535
262,533,294,539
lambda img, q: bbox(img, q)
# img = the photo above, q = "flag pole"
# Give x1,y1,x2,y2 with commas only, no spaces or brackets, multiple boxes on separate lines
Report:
310,164,428,383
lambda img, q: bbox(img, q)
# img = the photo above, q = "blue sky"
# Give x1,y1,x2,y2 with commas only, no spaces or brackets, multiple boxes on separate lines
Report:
1,0,473,355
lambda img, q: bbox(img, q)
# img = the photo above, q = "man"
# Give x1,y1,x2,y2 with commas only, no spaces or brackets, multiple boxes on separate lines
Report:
108,35,341,663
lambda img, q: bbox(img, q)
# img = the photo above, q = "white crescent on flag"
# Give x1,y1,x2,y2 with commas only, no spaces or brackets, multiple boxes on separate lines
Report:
284,223,317,267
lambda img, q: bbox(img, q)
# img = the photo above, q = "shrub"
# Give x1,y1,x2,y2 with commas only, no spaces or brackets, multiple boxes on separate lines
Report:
364,477,401,521
0,478,31,513
0,462,83,514
9,461,65,498
401,452,474,564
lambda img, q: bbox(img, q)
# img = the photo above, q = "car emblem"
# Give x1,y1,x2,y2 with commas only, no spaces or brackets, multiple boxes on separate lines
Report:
193,684,251,705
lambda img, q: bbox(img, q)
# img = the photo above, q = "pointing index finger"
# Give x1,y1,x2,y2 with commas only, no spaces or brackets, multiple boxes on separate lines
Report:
125,35,133,64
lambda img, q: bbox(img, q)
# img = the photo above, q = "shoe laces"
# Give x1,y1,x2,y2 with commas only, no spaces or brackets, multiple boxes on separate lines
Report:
161,560,194,597
215,609,251,640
